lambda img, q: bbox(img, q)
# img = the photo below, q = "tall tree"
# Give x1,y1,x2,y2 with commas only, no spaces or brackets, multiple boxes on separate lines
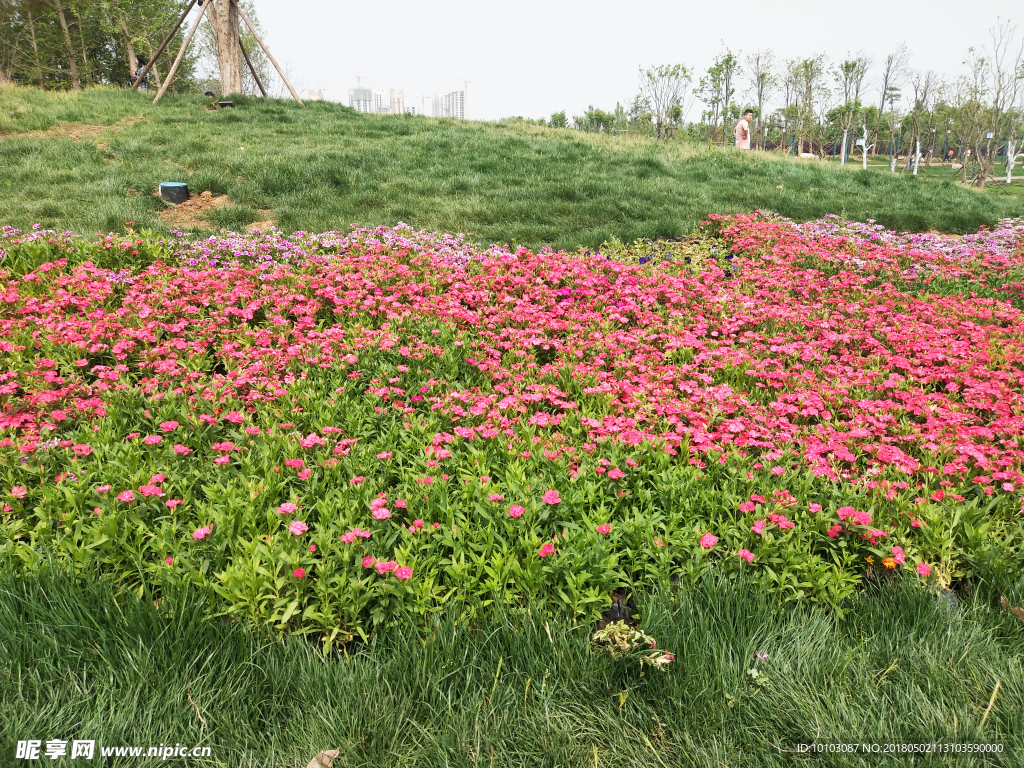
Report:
698,50,741,141
51,0,81,90
745,50,776,149
874,44,910,154
638,64,693,140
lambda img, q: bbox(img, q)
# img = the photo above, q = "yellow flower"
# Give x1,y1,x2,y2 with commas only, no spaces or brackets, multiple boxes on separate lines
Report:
865,556,874,564
882,557,896,570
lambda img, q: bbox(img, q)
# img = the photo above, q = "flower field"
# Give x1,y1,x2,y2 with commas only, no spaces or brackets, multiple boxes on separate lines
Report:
1,214,1023,642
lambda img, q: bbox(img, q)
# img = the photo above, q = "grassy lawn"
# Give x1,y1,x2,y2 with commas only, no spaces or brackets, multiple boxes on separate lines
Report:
2,569,1022,768
0,85,1021,249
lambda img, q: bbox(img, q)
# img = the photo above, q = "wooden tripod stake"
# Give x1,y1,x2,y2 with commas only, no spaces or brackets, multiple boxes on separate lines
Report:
231,0,302,104
130,0,197,90
153,0,211,104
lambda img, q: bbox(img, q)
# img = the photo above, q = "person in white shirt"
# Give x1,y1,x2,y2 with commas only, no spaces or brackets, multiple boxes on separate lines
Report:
734,109,753,150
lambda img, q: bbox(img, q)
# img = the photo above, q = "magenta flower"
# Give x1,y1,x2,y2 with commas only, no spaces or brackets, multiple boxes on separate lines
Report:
10,485,27,499
538,542,556,557
71,444,92,456
700,532,717,549
277,502,298,514
362,555,375,568
284,459,304,469
95,485,113,493
737,549,754,563
607,467,625,479
739,501,756,513
541,490,560,505
173,444,193,455
166,499,184,508
117,490,135,503
597,524,611,535
394,566,413,580
288,520,309,536
372,507,391,520
508,505,525,518
192,526,211,540
160,421,180,432
143,435,162,445
293,568,306,579
489,493,506,502
917,562,932,576
377,451,393,459
165,557,173,565
223,411,244,423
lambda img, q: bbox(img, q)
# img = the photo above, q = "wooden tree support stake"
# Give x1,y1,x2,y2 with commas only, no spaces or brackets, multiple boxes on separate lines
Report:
239,36,267,97
131,0,198,90
153,1,211,104
231,0,302,105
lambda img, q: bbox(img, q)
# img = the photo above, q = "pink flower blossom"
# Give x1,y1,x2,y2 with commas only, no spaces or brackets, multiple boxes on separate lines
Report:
700,532,717,549
288,520,309,536
916,562,932,576
737,549,754,563
213,456,230,465
137,484,165,498
284,459,305,469
277,502,298,514
192,526,211,540
891,546,905,564
362,556,375,568
223,411,244,423
297,469,312,480
394,566,413,580
377,451,393,459
293,568,306,578
376,560,398,575
117,490,135,503
538,542,556,557
488,493,506,502
143,435,162,445
150,474,166,483
173,444,193,455
395,498,407,508
739,501,756,513
508,505,525,518
166,499,184,508
809,503,822,513
160,421,180,432
751,520,766,535
165,557,173,565
71,444,92,456
607,467,626,479
597,524,611,535
95,484,112,493
10,486,27,499
372,507,392,520
350,476,365,484
541,490,560,505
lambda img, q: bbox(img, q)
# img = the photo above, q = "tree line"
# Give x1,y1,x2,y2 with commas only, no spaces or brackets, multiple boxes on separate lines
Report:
516,21,1024,188
0,0,271,96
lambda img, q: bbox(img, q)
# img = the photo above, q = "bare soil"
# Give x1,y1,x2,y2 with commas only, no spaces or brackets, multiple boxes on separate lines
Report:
0,116,145,142
156,190,231,231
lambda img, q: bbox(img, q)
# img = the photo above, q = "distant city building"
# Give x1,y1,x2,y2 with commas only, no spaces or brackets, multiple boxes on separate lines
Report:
306,89,324,101
349,87,373,113
405,105,419,116
390,90,405,115
432,90,465,119
372,89,390,114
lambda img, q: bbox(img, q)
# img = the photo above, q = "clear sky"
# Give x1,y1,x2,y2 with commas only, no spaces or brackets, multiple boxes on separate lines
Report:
232,0,1021,121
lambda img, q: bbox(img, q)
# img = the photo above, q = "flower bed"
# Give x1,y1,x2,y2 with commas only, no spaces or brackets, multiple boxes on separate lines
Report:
1,216,1023,641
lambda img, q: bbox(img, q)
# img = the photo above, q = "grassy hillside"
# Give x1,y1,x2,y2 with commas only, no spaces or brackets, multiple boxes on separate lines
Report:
1,85,1021,249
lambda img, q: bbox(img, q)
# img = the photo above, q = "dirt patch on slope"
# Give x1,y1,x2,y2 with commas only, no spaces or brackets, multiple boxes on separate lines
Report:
157,190,231,230
0,116,146,142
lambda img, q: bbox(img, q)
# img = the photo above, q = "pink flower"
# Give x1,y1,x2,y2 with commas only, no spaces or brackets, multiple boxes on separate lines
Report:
10,485,27,499
213,456,230,465
71,444,92,456
376,560,398,575
826,524,843,538
394,566,413,580
751,520,766,535
117,490,135,503
166,499,184,508
607,467,626,479
412,519,424,529
508,505,525,518
245,426,261,435
297,469,312,480
284,459,305,469
372,507,392,520
891,546,905,564
770,466,785,476
160,421,179,432
479,475,490,483
597,524,611,535
395,498,407,508
125,432,140,440
293,568,306,579
277,502,298,514
137,484,165,498
377,451,393,459
916,562,932,576
737,549,755,563
191,526,211,540
809,503,822,513
173,444,193,455
165,557,173,565
700,532,717,549
739,501,756,513
350,476,365,484
223,411,244,423
95,484,113,493
1002,482,1015,492
538,542,556,557
288,520,309,536
362,556,375,568
309,544,316,552
488,493,506,502
541,490,560,505
212,441,234,452
150,474,166,483
143,435,162,445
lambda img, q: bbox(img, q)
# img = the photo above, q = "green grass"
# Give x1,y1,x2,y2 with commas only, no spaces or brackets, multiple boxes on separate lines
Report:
1,85,1021,249
1,568,1022,767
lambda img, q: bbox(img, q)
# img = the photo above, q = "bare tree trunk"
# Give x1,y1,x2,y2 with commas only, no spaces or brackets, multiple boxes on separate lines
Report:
52,0,81,90
27,2,45,89
117,7,139,76
210,0,242,95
